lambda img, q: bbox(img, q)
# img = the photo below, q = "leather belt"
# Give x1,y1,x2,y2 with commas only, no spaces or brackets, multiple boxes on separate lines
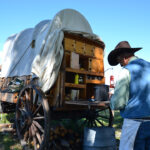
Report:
135,117,150,120
133,117,150,122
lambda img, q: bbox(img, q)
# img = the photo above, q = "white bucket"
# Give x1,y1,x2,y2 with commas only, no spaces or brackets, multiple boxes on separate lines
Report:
83,127,117,150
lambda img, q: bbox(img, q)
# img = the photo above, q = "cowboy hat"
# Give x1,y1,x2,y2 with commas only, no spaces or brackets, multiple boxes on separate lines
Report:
108,41,142,66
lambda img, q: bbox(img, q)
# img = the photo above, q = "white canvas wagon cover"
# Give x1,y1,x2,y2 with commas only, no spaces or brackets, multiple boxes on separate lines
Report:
1,9,103,92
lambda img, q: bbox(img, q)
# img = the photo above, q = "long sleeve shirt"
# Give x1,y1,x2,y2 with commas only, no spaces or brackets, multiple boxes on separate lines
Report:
110,56,138,110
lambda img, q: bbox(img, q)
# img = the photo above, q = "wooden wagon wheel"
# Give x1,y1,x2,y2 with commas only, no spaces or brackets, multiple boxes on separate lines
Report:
84,106,113,128
15,84,50,150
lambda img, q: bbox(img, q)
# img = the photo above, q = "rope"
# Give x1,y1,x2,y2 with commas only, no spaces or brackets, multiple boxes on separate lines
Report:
9,42,32,75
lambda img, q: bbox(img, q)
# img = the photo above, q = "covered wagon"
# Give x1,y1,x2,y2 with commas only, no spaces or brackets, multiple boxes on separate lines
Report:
0,9,113,150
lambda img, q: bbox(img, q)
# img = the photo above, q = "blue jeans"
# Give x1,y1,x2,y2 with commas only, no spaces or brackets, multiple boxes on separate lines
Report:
134,121,150,150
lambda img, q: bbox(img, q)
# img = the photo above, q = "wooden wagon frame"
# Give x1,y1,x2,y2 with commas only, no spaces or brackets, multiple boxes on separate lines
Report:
0,32,113,150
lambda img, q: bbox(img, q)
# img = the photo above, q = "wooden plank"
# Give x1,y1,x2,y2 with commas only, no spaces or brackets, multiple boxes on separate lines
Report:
51,73,61,107
64,38,75,52
93,47,104,59
60,54,66,106
65,67,104,76
88,58,104,73
0,92,18,103
65,49,98,59
65,52,71,68
85,43,94,56
65,83,86,89
64,100,110,107
75,40,85,54
64,32,105,49
86,78,105,84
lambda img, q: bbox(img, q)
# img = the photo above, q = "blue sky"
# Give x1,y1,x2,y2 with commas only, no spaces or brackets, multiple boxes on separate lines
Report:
0,0,150,76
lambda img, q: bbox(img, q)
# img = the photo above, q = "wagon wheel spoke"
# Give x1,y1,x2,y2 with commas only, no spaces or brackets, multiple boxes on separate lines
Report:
20,97,28,112
33,120,44,133
90,120,93,127
30,88,33,105
95,107,107,112
32,123,42,144
32,94,39,113
16,85,50,150
93,121,96,127
33,104,42,116
84,107,113,127
24,91,30,110
24,130,29,141
33,116,45,120
20,121,28,134
29,127,32,142
16,109,28,133
34,93,38,107
97,115,109,120
21,95,30,114
95,118,104,126
31,125,38,150
25,89,34,113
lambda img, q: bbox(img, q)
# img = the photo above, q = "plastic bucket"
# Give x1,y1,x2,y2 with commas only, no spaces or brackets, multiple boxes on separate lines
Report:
83,127,116,150
94,85,109,101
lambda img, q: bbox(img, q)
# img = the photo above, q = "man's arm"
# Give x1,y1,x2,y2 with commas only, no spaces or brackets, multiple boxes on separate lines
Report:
110,68,130,110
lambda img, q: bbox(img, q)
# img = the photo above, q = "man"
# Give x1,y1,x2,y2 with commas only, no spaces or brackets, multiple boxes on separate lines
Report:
108,41,150,150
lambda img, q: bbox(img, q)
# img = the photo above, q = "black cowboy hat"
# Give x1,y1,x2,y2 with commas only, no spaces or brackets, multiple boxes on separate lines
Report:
108,41,142,66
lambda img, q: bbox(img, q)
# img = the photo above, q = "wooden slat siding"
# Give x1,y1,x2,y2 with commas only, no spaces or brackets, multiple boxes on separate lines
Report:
52,101,110,111
64,38,76,52
51,73,61,107
0,78,3,88
65,49,99,60
65,52,71,68
94,47,104,59
65,100,110,106
0,92,18,103
88,58,104,73
86,78,105,84
0,75,32,104
59,54,66,106
0,75,31,90
85,43,94,56
65,83,86,89
75,40,85,54
64,32,105,49
65,67,104,76
64,39,103,59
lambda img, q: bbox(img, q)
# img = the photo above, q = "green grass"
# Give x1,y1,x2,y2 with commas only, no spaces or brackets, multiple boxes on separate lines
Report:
0,110,123,149
113,110,123,144
0,133,22,150
0,113,22,150
113,110,123,129
0,113,15,124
